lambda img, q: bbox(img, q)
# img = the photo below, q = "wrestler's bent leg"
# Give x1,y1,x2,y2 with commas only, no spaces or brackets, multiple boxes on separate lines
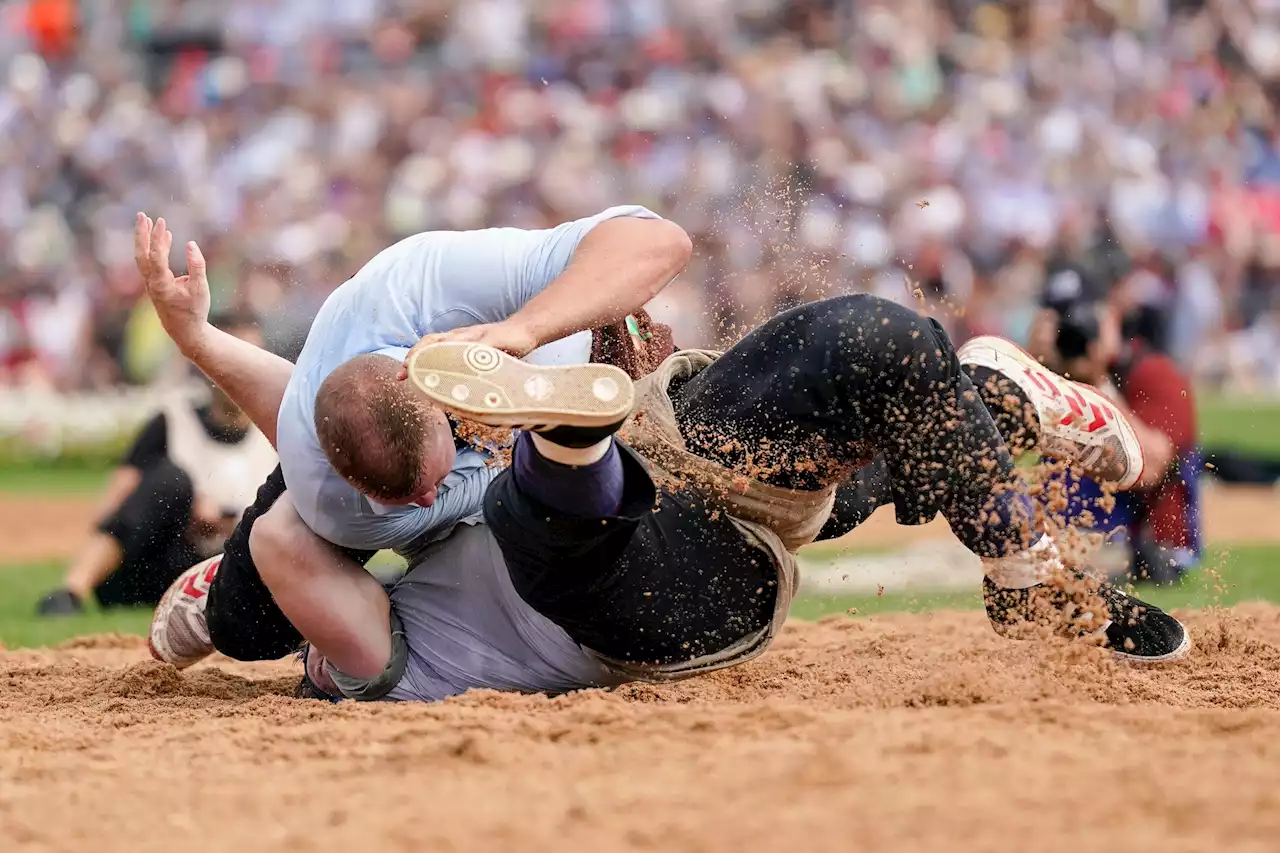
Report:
92,460,199,608
674,294,1034,560
672,295,1188,660
485,431,777,664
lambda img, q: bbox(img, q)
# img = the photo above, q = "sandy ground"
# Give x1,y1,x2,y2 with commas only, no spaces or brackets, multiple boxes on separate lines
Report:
2,485,1279,565
2,607,1279,852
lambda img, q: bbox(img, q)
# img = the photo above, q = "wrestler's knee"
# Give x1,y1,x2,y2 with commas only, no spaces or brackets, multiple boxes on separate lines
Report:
781,294,948,371
780,294,920,340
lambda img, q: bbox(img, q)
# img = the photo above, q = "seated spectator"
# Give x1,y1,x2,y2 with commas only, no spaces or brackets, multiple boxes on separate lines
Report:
36,312,277,615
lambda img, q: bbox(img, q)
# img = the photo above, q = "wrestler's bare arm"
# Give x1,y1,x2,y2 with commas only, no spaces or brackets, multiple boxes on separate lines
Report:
515,216,691,348
186,326,291,449
402,215,691,370
134,213,423,686
252,493,392,680
134,213,290,447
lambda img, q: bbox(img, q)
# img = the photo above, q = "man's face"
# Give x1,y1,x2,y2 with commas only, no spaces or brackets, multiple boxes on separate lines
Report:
365,408,457,509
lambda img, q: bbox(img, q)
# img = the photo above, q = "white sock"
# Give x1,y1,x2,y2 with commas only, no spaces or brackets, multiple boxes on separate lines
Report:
982,533,1063,589
529,433,613,466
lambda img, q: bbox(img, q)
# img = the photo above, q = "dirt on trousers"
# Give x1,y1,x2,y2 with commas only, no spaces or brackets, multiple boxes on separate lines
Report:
2,606,1280,853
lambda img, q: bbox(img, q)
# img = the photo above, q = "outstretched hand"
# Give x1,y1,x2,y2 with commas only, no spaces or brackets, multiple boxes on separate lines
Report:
397,320,539,381
134,212,211,353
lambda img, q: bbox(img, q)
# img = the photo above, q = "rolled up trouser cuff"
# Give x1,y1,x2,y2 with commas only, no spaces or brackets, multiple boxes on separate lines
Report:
326,611,409,701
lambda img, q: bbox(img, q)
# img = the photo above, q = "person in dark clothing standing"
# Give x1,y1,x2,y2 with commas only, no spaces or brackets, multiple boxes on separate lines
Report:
37,312,277,616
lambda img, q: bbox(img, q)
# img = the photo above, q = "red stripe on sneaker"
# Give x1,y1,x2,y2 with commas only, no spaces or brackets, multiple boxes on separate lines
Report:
1085,402,1108,433
180,572,206,599
180,559,219,600
1027,370,1060,398
1059,385,1087,426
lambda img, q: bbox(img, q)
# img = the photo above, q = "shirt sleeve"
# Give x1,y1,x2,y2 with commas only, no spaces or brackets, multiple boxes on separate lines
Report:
301,461,499,552
121,413,168,469
1122,353,1196,450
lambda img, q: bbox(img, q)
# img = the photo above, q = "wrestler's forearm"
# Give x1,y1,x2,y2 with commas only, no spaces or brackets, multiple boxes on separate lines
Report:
184,326,292,449
512,216,691,347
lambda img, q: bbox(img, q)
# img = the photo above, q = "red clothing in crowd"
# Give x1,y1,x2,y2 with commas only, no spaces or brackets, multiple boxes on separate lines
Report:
1113,345,1198,548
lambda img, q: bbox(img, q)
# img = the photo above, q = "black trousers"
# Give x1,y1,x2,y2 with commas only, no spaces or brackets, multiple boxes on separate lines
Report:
207,295,1027,662
490,296,1030,662
676,295,1026,552
486,439,778,664
96,460,201,608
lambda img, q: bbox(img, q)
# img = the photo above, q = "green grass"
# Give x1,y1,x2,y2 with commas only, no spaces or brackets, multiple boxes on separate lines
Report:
1197,395,1280,456
0,561,152,648
0,467,109,495
1,546,1277,650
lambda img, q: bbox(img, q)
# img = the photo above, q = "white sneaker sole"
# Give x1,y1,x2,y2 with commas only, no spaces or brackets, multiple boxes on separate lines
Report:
406,343,636,430
148,557,218,669
958,335,1146,489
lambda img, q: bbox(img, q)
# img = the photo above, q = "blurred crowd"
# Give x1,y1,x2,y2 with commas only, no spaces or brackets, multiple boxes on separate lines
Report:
1,0,1280,392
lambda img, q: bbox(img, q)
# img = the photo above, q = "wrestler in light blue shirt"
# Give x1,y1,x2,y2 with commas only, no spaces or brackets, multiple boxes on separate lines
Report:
276,205,660,554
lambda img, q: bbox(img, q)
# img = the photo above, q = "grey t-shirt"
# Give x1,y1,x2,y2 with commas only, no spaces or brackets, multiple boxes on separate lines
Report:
384,521,629,702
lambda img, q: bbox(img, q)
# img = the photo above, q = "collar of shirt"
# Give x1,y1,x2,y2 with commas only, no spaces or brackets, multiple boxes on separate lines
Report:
366,446,493,516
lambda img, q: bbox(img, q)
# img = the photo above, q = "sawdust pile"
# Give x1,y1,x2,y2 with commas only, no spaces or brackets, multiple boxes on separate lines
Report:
4,606,1280,853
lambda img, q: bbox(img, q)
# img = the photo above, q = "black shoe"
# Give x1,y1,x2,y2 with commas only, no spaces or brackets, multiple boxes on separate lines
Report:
984,576,1191,663
293,644,342,703
537,421,629,448
36,588,84,617
294,676,342,702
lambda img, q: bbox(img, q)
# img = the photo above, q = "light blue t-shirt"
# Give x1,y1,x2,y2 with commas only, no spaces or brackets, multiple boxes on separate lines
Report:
277,205,660,553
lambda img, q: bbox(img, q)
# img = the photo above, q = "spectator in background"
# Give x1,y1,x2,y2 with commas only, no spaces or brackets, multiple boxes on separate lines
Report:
36,311,277,616
25,0,77,62
1041,300,1200,584
1,0,1280,388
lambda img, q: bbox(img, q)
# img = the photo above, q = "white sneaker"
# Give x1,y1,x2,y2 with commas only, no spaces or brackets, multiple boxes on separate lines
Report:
958,336,1145,489
148,555,219,669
